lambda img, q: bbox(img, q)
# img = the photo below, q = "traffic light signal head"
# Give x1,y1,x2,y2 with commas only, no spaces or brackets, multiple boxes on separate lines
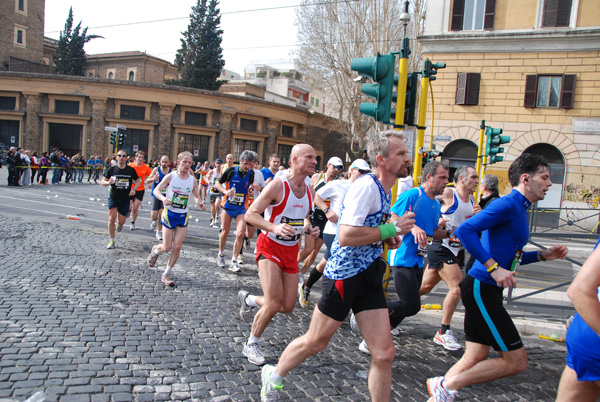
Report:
110,132,117,145
118,132,125,146
351,53,395,122
485,127,510,164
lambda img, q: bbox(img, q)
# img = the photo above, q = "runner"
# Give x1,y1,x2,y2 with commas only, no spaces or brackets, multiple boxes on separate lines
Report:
258,130,415,402
299,159,371,309
241,158,266,265
146,155,172,241
419,166,480,351
259,154,280,184
238,144,319,366
146,151,205,286
214,150,258,272
427,153,568,402
100,150,140,249
128,151,152,230
208,158,223,228
197,161,211,203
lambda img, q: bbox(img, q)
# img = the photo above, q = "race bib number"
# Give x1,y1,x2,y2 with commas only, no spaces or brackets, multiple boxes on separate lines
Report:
115,178,129,189
172,192,189,209
276,216,304,242
229,193,245,206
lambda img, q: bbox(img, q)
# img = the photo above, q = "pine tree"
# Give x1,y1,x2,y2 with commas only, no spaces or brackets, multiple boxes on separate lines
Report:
171,0,225,90
52,8,102,76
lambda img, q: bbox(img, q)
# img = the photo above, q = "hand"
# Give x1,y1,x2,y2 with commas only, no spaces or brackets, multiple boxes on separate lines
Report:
384,235,402,250
273,223,296,239
490,267,517,288
394,211,415,235
109,176,116,184
129,189,136,196
542,245,568,261
227,188,235,198
325,210,338,224
438,218,448,229
473,204,482,214
411,225,427,248
265,178,272,185
307,225,320,238
163,198,172,207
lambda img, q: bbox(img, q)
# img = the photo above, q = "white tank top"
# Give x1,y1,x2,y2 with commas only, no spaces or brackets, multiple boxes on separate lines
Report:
165,172,195,213
442,188,474,255
265,175,313,246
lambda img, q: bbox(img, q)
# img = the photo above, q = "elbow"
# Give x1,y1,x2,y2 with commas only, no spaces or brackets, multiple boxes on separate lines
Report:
338,233,350,247
566,285,581,305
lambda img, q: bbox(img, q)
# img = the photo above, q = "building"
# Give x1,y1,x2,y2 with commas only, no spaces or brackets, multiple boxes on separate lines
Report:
84,52,180,83
420,0,600,230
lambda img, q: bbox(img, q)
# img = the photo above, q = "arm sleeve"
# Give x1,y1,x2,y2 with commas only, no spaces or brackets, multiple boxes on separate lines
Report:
391,188,419,216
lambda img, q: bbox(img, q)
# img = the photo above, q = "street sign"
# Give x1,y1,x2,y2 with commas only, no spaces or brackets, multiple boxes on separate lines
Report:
104,126,118,132
433,135,452,142
116,124,127,130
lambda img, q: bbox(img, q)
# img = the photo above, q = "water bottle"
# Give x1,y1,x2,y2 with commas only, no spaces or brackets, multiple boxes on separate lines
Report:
66,215,80,220
229,185,236,202
421,303,442,310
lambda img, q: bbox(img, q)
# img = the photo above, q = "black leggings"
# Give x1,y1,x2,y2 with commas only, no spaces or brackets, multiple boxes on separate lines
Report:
387,266,423,328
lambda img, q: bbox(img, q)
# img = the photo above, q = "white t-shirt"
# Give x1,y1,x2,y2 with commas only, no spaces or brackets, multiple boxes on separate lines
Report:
339,176,383,228
397,176,413,195
317,179,350,235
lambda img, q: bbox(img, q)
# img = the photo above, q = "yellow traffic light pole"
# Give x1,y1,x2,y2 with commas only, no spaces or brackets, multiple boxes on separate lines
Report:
475,120,486,201
412,66,431,187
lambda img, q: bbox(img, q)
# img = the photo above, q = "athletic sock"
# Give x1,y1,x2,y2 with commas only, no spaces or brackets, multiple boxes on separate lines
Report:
441,324,451,334
248,335,260,345
110,238,116,242
163,265,172,276
270,370,284,386
305,267,323,290
245,294,258,307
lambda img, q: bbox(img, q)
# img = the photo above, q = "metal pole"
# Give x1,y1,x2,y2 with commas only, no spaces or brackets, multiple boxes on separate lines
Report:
412,61,431,187
475,120,485,201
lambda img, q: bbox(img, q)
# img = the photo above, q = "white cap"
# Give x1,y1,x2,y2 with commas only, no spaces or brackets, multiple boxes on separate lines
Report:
350,159,371,172
327,156,343,167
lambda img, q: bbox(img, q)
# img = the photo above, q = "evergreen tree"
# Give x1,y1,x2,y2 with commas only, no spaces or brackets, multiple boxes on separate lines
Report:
171,0,225,90
52,8,102,76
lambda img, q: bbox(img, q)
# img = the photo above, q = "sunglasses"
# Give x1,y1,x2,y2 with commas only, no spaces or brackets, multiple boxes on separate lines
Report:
117,154,127,157
332,165,343,170
358,169,370,174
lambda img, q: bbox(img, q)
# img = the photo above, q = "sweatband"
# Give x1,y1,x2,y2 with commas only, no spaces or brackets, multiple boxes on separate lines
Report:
378,223,397,240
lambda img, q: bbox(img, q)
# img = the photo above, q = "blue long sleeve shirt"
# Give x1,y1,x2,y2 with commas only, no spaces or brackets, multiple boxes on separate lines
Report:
455,189,539,287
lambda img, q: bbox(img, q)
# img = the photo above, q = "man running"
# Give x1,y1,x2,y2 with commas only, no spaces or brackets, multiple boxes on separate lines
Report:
197,161,211,203
147,155,172,241
214,150,257,272
101,150,141,249
419,166,480,351
128,151,152,230
146,151,205,286
208,158,223,228
258,130,415,402
426,153,568,402
238,144,319,366
260,154,280,184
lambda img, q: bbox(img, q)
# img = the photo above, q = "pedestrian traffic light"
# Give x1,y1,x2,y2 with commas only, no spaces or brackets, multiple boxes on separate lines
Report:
404,72,418,126
420,150,443,168
351,53,395,123
118,132,125,146
423,60,446,81
110,132,117,145
485,127,510,164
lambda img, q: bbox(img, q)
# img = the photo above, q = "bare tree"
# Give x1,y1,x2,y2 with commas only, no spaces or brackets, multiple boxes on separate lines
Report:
295,0,426,156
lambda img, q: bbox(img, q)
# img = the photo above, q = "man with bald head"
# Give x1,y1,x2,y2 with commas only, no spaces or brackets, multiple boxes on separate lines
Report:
239,143,320,366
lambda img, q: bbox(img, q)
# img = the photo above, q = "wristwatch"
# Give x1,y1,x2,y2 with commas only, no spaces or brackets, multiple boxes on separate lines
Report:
323,207,329,214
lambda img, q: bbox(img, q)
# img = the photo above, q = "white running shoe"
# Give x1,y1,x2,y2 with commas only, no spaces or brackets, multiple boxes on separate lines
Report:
261,364,283,402
358,339,370,355
427,376,458,402
244,236,250,249
349,313,360,333
229,259,240,273
150,220,157,230
243,342,265,365
237,255,244,265
433,329,463,351
147,245,159,267
130,222,136,231
238,290,254,322
298,283,309,309
217,253,225,268
155,231,162,241
391,326,402,337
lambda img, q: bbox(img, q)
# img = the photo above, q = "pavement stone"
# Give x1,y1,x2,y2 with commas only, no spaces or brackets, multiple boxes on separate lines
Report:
0,180,573,401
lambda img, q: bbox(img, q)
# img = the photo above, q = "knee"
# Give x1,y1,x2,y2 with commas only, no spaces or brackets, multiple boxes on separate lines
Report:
370,343,396,366
162,244,172,253
449,285,462,299
263,298,283,315
509,352,528,375
235,229,245,239
407,301,421,317
172,244,182,254
420,283,434,295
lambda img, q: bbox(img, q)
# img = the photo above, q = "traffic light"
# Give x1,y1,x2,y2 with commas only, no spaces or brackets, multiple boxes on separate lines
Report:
110,132,117,145
351,53,395,122
423,60,446,81
404,72,418,126
421,150,443,168
485,127,510,164
118,132,125,146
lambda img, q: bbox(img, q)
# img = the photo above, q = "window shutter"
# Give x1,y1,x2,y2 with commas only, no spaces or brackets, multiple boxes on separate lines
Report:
556,0,573,27
466,73,481,105
451,0,465,31
542,0,558,27
484,0,496,30
560,74,576,109
456,73,467,105
524,75,538,108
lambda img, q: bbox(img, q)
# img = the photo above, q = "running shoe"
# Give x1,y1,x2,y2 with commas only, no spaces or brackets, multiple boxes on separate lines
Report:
161,274,174,286
244,236,250,249
155,231,162,241
106,240,116,249
210,221,219,229
130,222,136,231
427,376,458,402
116,223,123,232
391,326,402,337
147,245,159,267
433,330,463,351
349,313,360,333
298,283,309,309
229,259,241,273
261,364,283,402
358,339,370,355
238,290,254,322
217,253,225,268
243,342,265,365
237,255,244,265
150,220,157,230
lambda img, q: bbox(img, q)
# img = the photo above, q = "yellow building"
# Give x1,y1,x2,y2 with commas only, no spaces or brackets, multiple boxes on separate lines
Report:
420,0,600,230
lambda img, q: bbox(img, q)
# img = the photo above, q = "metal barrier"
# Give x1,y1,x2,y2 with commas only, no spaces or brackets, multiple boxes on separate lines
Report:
529,204,600,234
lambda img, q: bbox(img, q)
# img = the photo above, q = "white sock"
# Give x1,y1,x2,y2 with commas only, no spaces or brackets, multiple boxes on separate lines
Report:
245,294,258,307
247,335,260,345
110,238,115,242
218,250,224,257
270,370,284,386
163,265,172,276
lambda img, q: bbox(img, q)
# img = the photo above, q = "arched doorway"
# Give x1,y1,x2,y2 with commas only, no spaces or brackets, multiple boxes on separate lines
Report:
440,139,478,179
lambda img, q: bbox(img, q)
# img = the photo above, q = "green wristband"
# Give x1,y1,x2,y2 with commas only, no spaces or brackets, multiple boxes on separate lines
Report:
378,223,397,241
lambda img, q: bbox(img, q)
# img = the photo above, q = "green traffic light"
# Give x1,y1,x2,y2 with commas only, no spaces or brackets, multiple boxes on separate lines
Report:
351,53,395,123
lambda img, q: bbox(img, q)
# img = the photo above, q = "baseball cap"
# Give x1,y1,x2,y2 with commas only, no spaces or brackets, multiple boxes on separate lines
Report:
350,159,371,172
215,158,223,163
327,157,343,167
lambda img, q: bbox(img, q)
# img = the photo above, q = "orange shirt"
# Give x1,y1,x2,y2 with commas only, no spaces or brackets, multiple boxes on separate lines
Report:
128,162,152,191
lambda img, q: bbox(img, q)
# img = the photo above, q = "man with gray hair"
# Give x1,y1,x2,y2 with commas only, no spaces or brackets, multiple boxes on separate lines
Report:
214,150,258,272
258,130,415,402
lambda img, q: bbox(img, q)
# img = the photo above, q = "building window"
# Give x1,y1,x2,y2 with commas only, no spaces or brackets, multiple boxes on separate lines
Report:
456,73,481,105
542,0,572,27
88,72,93,77
316,99,319,107
310,97,314,105
278,144,293,168
16,0,26,13
451,0,496,31
0,97,17,111
185,112,208,126
14,27,26,46
240,118,258,132
281,125,294,138
120,105,146,120
55,100,79,115
524,74,576,109
234,139,258,161
128,71,135,81
108,72,114,79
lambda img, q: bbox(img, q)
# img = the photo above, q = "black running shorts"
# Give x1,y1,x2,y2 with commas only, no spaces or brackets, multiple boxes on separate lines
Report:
427,241,459,269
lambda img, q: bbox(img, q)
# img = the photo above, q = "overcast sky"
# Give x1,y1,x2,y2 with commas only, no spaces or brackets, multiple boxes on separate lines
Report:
44,0,300,75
